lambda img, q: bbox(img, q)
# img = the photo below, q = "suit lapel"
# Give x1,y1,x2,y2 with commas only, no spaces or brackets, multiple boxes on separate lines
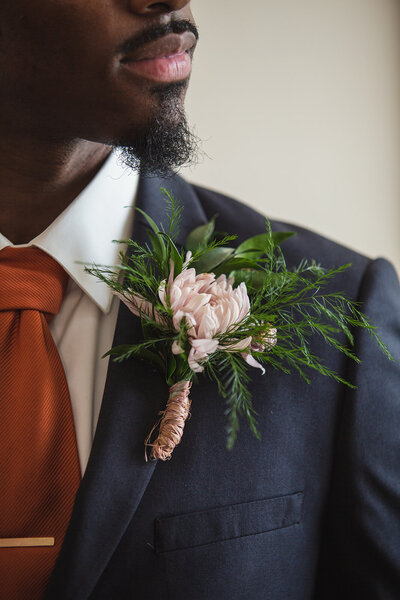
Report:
134,171,209,247
45,173,208,600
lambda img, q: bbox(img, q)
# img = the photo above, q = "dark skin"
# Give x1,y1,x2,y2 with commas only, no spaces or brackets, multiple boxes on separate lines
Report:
0,0,194,243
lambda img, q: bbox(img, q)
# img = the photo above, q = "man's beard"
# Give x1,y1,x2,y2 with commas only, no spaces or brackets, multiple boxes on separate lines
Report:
116,82,200,177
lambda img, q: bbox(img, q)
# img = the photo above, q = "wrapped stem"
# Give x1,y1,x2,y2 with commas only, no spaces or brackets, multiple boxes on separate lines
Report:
145,380,192,461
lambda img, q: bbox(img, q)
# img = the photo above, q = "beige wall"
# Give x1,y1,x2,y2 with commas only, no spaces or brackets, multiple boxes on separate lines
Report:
185,0,400,270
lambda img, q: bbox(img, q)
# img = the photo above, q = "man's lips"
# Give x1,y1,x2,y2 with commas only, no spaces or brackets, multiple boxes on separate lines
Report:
120,32,196,83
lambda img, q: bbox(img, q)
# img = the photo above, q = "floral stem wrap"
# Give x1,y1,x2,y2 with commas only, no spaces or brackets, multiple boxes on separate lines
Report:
145,380,192,461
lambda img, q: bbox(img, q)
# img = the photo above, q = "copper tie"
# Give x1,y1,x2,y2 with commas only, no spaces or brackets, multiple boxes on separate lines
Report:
0,247,81,600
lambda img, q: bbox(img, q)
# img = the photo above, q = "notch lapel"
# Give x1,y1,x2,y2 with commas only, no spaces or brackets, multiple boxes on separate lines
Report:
45,174,208,600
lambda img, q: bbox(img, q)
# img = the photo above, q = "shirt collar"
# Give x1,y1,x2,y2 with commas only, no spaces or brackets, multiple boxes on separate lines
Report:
0,149,138,313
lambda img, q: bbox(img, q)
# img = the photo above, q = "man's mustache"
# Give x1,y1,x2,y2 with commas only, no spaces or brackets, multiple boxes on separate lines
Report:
117,19,199,57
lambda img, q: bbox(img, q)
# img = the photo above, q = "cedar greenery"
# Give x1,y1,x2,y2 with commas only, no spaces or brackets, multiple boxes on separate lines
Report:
86,188,392,450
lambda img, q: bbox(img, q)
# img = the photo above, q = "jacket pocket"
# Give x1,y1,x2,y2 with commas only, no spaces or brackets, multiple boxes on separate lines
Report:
155,491,303,553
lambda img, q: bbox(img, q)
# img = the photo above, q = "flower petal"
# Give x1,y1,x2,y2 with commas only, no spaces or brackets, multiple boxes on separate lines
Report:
182,251,193,269
188,347,205,373
172,341,183,355
191,338,219,354
221,336,252,352
241,352,266,375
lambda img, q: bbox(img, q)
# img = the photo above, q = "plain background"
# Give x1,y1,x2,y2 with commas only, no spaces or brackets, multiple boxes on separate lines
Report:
185,0,400,270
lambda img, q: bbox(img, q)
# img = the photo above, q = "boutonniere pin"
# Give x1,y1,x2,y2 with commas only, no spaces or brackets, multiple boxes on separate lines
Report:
86,189,391,461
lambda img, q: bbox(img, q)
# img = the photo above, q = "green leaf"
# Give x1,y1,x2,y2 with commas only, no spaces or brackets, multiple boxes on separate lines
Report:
135,206,168,268
147,230,166,265
229,269,269,290
102,344,135,359
158,232,183,275
103,345,163,371
166,354,177,386
235,233,269,258
186,216,217,253
212,257,261,277
135,349,165,373
271,231,295,246
235,232,295,259
193,247,235,273
136,206,160,236
169,240,183,275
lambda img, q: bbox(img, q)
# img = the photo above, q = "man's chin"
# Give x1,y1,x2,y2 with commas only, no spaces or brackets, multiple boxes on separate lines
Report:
116,93,199,177
150,78,189,102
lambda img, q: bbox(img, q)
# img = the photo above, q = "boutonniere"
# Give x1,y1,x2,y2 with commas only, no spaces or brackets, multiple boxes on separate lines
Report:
86,189,391,461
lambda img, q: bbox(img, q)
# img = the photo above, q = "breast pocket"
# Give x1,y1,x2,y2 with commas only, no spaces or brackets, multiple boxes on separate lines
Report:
155,492,304,600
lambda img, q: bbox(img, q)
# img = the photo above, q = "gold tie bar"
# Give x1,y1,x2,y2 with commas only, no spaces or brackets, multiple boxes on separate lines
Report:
0,537,55,548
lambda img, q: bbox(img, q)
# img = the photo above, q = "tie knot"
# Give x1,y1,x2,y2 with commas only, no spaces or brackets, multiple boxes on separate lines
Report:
0,246,68,315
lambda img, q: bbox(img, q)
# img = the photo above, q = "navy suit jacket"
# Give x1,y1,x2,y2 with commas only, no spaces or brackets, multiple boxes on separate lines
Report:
44,173,400,600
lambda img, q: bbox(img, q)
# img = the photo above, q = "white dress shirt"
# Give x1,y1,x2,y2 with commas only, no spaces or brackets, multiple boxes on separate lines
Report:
0,150,139,475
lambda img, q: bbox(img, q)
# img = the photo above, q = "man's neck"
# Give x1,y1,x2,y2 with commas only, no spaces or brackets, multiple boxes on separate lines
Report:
0,137,112,244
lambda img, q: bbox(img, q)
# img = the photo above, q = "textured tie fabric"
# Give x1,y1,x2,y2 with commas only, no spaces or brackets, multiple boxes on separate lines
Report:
0,247,81,600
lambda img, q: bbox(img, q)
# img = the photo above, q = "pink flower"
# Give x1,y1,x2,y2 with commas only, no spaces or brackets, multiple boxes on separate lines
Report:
159,264,254,372
116,260,274,376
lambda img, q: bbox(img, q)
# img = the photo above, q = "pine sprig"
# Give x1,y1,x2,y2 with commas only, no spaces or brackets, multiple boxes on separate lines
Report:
206,351,258,450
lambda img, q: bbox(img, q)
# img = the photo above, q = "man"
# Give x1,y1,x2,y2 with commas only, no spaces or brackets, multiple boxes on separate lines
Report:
0,1,399,599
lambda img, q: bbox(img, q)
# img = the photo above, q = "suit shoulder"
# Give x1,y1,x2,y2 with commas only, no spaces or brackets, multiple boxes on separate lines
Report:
191,182,370,274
